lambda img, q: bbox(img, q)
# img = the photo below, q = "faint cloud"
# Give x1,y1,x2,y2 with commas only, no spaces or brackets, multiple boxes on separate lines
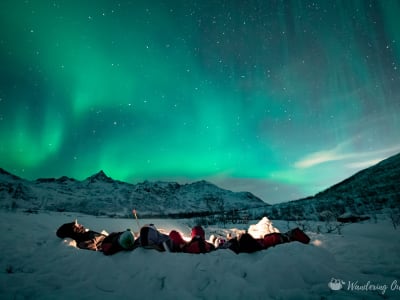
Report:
295,143,400,169
294,149,348,168
346,158,383,169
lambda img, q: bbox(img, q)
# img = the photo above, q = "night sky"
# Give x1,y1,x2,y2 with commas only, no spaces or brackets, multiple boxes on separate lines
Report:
1,0,400,203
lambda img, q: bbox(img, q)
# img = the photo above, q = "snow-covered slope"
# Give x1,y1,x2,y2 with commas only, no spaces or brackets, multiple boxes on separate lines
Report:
265,152,400,220
1,211,399,299
0,169,268,217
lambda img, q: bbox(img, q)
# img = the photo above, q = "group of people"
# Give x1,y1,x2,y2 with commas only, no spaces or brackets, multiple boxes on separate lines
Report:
56,220,310,256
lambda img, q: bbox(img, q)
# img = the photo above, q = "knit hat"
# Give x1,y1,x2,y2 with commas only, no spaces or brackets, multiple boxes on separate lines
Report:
118,229,135,249
191,226,205,240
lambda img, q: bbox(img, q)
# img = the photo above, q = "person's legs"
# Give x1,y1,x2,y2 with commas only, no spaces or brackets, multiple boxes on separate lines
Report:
262,228,310,249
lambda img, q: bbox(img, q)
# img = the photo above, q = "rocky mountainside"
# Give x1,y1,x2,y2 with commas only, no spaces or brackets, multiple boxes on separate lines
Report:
264,152,400,220
0,169,268,218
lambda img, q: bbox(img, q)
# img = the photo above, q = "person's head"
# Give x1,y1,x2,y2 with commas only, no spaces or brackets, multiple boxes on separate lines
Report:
56,220,85,239
214,237,226,248
191,225,205,240
118,229,135,249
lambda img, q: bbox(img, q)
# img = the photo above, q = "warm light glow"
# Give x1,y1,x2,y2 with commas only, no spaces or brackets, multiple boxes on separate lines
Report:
312,239,323,247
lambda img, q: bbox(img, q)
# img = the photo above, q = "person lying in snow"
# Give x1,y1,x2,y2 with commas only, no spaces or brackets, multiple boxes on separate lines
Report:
56,220,136,255
218,227,311,254
119,223,214,253
56,221,310,255
55,221,181,254
169,225,309,254
137,223,174,252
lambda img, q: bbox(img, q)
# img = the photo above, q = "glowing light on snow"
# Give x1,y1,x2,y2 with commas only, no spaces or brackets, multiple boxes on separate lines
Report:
312,239,323,247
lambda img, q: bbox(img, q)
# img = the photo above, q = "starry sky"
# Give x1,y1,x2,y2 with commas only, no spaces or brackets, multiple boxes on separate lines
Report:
1,0,400,204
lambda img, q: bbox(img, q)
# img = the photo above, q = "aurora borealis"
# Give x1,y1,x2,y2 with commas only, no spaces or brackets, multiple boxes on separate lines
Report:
1,0,400,203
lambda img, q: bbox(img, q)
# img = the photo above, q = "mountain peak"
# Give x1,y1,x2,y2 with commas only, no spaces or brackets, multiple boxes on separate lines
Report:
86,170,114,183
189,180,217,188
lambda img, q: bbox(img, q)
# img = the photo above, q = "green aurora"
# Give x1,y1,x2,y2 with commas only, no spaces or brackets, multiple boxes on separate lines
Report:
1,0,400,203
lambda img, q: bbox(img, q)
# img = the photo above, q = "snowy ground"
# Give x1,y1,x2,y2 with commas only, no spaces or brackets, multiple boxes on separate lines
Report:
0,211,399,299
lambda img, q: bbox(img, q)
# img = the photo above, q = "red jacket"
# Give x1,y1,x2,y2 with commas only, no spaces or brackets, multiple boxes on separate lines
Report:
183,237,215,254
169,229,215,254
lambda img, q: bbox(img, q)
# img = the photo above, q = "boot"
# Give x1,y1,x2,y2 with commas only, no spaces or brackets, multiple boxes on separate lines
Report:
287,228,310,244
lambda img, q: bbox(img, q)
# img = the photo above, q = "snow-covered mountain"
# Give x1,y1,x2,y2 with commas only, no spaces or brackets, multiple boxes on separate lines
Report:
0,169,268,217
1,151,399,220
265,152,400,220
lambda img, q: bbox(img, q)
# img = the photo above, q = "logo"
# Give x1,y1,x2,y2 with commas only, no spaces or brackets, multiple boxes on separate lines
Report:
328,278,345,291
328,278,400,295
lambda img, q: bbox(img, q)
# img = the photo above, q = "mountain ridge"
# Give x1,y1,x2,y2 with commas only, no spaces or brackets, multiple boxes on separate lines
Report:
0,169,268,218
1,152,399,220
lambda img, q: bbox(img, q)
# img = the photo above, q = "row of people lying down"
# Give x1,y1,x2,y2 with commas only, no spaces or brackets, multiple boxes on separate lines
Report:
56,221,310,256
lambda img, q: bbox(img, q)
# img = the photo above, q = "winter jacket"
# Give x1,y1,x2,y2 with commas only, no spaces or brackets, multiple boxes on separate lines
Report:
76,232,106,251
101,232,123,255
169,230,187,252
226,233,264,254
169,227,215,254
262,232,285,248
182,236,215,254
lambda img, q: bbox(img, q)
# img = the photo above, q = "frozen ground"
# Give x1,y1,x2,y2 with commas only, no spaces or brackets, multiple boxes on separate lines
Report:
0,211,399,299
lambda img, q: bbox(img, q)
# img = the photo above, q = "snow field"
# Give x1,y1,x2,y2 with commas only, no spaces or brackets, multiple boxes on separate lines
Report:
0,211,399,299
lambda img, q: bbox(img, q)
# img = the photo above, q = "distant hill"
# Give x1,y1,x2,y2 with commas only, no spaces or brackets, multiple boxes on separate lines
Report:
264,152,400,220
0,169,268,218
